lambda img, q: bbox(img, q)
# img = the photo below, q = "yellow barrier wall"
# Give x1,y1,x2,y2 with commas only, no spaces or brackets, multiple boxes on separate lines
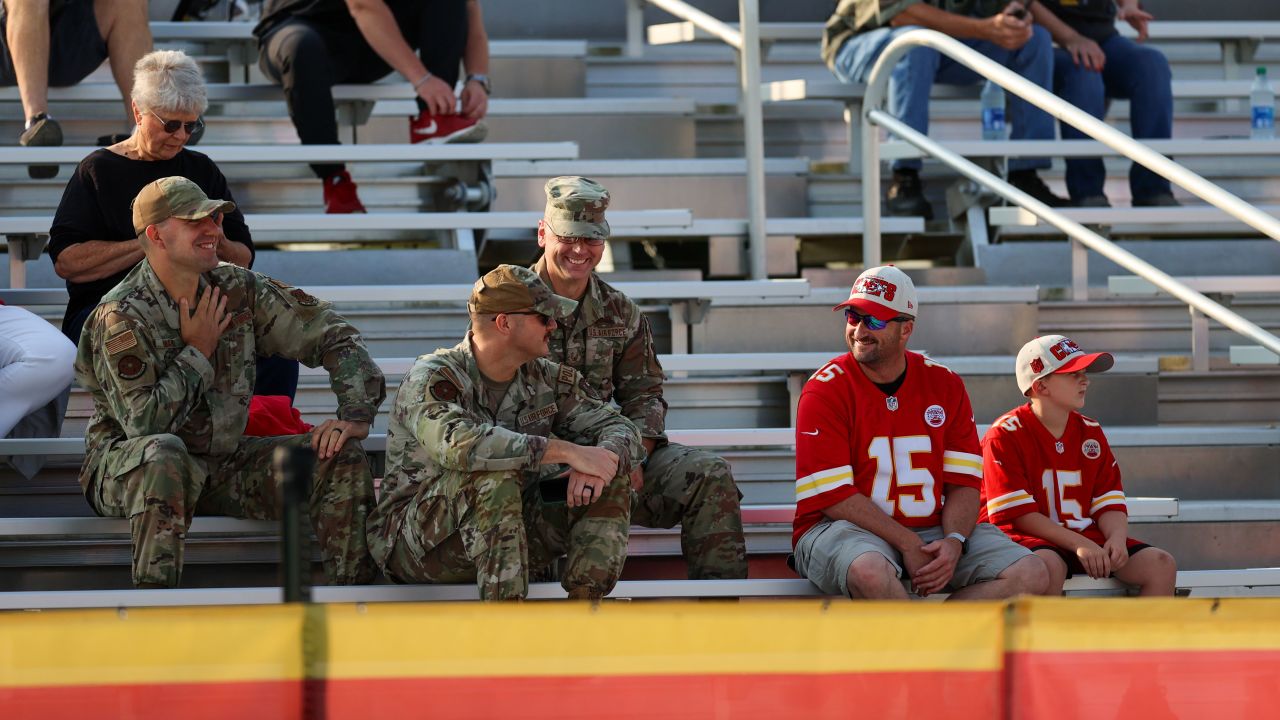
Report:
5,598,1280,719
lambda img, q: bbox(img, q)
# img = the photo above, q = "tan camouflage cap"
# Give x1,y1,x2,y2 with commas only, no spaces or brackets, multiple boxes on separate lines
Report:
543,175,610,241
132,176,236,236
469,264,578,320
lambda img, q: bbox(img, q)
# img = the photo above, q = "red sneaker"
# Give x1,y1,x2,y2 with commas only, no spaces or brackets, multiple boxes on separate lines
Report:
409,112,488,144
323,170,367,214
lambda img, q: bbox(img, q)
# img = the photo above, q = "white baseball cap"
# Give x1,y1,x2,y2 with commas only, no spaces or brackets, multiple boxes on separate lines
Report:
1016,334,1115,395
831,265,918,322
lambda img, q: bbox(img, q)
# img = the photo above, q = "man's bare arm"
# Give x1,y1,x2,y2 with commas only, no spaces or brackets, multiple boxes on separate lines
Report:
53,239,144,282
216,239,253,268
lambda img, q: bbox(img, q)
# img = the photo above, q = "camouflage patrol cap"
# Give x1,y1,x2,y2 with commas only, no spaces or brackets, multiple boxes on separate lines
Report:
543,175,610,241
132,176,236,236
470,264,578,321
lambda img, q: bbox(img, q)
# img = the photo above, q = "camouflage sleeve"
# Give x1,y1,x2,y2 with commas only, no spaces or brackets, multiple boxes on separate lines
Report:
405,364,547,472
612,311,668,441
554,364,644,475
78,308,213,438
252,275,386,423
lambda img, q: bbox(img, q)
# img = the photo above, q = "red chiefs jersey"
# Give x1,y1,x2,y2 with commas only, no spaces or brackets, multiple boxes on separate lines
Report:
980,404,1128,548
792,351,984,546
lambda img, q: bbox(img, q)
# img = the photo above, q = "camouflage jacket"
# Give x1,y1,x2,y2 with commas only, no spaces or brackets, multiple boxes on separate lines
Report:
368,337,644,561
532,258,668,443
75,260,385,475
821,0,1008,68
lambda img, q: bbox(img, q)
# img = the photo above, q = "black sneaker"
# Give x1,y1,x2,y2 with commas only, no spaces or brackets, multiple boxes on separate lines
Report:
18,113,62,180
1133,193,1181,207
1008,169,1069,208
1074,195,1111,208
886,168,934,220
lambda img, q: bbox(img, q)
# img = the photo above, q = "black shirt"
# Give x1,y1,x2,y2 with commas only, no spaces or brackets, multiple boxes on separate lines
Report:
1038,0,1118,43
48,148,254,331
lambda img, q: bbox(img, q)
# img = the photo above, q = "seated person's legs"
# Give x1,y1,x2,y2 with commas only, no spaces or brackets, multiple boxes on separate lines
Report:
558,468,633,600
258,20,367,213
1033,547,1070,596
793,519,910,599
93,0,152,130
944,523,1048,600
85,433,206,588
0,304,75,437
955,27,1066,206
633,442,747,580
377,467,529,599
832,27,943,219
1099,35,1176,206
1111,545,1177,596
204,433,378,585
1052,47,1109,205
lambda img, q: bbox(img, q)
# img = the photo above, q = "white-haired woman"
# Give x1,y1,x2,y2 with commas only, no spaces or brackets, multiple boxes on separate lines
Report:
48,50,297,399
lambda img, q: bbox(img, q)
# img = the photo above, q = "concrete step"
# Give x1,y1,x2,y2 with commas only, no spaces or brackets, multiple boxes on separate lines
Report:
1157,371,1280,423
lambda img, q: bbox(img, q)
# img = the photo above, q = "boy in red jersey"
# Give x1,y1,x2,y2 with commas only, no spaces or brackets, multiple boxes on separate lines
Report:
981,335,1177,595
791,266,1048,599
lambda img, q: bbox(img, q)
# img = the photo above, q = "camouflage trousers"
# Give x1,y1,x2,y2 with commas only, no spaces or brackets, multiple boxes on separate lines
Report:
376,467,632,601
634,442,747,579
83,432,376,588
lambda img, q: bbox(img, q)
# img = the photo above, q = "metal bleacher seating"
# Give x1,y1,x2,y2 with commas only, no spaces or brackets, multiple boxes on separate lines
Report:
3,9,1280,606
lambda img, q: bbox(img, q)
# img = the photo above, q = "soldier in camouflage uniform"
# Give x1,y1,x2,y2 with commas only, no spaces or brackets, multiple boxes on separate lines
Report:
367,265,644,600
532,176,748,579
75,177,385,588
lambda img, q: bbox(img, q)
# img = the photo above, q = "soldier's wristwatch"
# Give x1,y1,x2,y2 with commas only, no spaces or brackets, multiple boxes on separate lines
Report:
466,74,491,94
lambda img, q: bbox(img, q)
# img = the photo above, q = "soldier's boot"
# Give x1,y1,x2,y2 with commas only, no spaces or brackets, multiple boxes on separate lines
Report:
465,470,532,601
679,456,749,580
562,472,631,599
122,434,204,588
310,438,378,585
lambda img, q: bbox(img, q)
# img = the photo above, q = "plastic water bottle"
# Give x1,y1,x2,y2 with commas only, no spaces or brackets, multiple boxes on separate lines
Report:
981,81,1007,140
1251,67,1275,140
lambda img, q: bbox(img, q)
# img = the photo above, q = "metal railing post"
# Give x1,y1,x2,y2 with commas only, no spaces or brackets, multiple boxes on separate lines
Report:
626,0,645,58
861,97,882,269
738,0,768,279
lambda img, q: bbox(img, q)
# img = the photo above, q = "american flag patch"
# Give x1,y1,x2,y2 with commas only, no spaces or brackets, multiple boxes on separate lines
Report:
105,330,138,355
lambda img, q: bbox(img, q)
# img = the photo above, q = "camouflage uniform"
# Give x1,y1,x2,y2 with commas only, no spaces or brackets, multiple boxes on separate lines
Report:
531,257,748,580
367,337,644,600
368,266,643,600
75,259,385,588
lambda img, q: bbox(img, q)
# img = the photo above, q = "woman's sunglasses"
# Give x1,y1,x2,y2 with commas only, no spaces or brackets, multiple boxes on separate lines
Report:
149,110,204,136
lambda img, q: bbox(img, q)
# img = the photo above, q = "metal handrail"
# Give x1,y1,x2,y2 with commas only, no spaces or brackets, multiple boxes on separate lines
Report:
626,0,769,280
860,29,1280,363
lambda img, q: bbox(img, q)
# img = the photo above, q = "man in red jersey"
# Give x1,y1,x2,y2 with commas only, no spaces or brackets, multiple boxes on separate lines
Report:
981,335,1176,595
791,266,1048,599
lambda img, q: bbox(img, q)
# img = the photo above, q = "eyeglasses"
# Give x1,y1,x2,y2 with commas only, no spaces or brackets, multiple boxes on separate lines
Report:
553,235,605,248
498,311,553,326
844,308,911,331
149,110,204,136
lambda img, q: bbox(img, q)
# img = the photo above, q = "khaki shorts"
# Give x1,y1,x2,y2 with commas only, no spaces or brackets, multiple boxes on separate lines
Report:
794,520,1032,597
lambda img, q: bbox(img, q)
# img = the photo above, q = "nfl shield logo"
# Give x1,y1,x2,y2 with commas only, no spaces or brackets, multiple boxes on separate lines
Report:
886,396,899,411
1055,441,1065,454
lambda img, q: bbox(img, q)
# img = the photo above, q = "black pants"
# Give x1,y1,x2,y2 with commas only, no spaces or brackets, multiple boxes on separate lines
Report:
257,1,468,178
